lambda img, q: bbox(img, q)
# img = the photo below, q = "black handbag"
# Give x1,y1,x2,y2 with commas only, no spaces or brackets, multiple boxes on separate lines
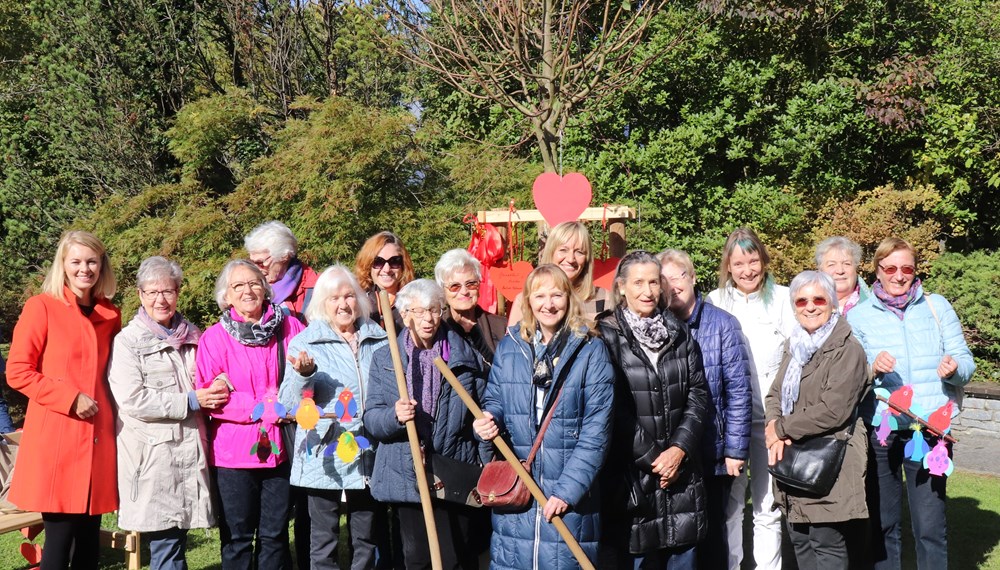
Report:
767,412,857,496
428,454,483,508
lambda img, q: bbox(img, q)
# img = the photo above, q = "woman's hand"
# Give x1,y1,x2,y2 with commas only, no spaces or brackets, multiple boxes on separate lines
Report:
73,393,99,419
768,439,790,466
395,399,417,424
473,412,499,441
724,457,746,477
938,355,958,379
652,446,686,487
287,351,316,376
542,496,568,522
764,419,781,448
873,351,896,375
196,381,231,410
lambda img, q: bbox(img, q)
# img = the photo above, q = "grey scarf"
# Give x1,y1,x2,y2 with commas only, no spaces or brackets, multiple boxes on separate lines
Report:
781,312,839,416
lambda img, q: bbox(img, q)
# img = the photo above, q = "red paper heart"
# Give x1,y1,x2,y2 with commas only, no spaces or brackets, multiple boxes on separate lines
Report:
592,257,621,291
532,172,593,227
489,261,535,302
20,542,42,565
20,523,42,541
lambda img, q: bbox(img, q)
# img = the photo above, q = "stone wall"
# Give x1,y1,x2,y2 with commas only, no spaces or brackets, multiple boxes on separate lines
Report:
951,383,1000,438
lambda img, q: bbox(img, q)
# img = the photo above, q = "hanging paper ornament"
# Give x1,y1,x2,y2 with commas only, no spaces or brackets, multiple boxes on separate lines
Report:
250,427,279,462
874,409,897,446
251,390,287,426
887,385,915,415
334,389,359,423
924,440,954,477
532,172,593,227
490,261,534,301
466,213,504,313
927,401,954,435
904,424,930,462
324,431,371,463
295,389,321,431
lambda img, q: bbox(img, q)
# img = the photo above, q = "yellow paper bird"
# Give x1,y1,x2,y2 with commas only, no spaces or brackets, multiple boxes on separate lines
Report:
295,389,321,431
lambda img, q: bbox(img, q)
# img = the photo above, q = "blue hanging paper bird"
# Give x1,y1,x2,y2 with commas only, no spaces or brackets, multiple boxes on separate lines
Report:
251,391,287,426
324,431,371,463
904,424,930,462
334,388,358,423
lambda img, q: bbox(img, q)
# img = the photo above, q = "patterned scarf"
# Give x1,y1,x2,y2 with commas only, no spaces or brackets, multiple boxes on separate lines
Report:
221,302,285,346
270,259,303,307
619,306,670,351
841,283,861,315
403,327,450,441
136,307,201,350
873,278,922,320
531,326,570,389
781,312,840,416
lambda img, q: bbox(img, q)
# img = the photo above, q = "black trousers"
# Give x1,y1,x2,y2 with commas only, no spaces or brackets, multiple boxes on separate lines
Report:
786,520,850,570
395,501,476,570
308,488,379,570
40,512,102,570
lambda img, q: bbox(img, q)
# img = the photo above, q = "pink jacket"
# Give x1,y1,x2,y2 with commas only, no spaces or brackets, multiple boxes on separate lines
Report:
195,306,304,469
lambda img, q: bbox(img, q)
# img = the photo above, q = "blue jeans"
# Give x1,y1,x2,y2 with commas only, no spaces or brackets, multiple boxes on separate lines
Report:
867,428,948,570
148,528,188,570
214,463,291,570
632,545,696,569
0,392,14,433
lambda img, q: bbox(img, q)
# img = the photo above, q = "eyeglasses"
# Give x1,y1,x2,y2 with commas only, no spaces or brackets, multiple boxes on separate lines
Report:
140,289,178,301
407,307,442,319
231,281,264,293
250,255,273,269
794,296,829,308
445,280,480,293
663,271,688,284
372,255,404,270
878,264,915,276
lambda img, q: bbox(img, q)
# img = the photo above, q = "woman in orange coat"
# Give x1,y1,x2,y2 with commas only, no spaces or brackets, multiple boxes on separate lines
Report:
6,230,121,570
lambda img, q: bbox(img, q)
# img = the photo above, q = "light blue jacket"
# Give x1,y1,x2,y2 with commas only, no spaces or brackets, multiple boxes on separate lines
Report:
846,285,975,422
278,318,388,490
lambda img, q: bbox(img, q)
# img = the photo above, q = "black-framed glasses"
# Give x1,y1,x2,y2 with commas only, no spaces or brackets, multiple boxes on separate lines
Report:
372,255,404,270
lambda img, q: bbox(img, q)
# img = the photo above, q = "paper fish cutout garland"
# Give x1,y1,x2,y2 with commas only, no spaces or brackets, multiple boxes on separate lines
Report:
927,401,953,435
334,389,358,423
251,427,279,462
295,389,321,431
924,440,954,476
251,391,287,426
324,431,371,463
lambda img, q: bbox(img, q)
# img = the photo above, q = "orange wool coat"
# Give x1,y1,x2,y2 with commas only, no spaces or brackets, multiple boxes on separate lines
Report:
6,289,122,514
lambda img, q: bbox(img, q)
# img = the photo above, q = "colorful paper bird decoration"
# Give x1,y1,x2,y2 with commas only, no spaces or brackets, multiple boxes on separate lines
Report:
334,389,358,423
251,391,287,426
875,409,897,446
927,401,954,435
887,385,915,415
924,440,954,477
295,389,321,431
904,424,931,462
250,427,279,462
324,431,371,463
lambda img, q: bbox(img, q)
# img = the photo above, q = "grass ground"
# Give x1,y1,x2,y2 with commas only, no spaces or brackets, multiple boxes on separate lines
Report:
0,471,998,569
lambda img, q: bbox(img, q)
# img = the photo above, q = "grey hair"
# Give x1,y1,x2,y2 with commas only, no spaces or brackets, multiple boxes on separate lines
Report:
244,220,298,261
395,279,447,314
788,270,839,312
136,256,183,290
214,259,273,310
305,264,372,324
612,250,666,309
814,236,862,267
434,249,482,286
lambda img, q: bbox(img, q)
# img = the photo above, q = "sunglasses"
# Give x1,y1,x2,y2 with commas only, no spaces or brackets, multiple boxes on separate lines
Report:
878,264,916,276
445,280,480,293
372,255,404,270
794,296,829,308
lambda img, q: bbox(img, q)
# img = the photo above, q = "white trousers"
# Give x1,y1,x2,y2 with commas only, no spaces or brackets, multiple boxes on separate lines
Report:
724,421,782,570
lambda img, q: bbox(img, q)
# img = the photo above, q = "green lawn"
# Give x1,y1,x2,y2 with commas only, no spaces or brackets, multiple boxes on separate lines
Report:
1,471,998,569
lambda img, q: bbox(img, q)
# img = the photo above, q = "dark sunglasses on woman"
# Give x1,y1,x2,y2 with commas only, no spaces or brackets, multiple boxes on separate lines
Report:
372,255,404,270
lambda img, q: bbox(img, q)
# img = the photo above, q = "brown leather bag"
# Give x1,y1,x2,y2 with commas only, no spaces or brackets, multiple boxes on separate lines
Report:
477,388,562,510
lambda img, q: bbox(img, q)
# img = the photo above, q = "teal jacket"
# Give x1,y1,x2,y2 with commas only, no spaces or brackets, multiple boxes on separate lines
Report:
846,285,975,422
278,318,388,490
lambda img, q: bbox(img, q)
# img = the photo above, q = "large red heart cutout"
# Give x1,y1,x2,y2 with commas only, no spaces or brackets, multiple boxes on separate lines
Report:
592,257,621,291
20,542,42,565
532,172,592,227
489,261,534,302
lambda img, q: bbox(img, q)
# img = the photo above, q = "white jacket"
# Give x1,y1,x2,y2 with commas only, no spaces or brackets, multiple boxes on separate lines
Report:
707,283,795,423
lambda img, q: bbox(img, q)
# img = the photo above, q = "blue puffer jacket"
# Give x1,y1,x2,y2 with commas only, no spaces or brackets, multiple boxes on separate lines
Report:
483,325,614,570
363,326,486,504
278,318,387,490
685,294,752,475
846,285,975,422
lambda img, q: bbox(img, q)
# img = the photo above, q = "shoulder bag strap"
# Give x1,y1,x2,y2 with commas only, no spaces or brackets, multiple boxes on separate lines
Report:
524,386,564,467
276,325,285,385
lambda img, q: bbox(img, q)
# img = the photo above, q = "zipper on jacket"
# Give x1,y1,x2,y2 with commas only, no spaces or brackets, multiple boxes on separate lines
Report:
352,350,370,483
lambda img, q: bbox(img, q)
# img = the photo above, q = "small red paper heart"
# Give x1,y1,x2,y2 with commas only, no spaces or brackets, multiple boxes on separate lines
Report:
20,542,42,565
489,261,534,302
532,172,593,227
20,523,42,541
592,257,621,291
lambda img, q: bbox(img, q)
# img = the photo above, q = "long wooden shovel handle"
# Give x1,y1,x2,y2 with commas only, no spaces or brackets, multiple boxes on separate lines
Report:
433,357,596,570
380,292,443,570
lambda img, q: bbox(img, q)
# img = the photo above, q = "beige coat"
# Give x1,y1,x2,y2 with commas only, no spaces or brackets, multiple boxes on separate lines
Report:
765,317,870,524
107,316,215,532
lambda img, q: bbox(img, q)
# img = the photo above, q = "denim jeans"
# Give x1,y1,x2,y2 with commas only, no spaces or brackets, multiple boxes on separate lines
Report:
214,462,291,570
631,545,696,569
147,527,189,570
307,488,378,570
867,428,949,570
786,521,849,570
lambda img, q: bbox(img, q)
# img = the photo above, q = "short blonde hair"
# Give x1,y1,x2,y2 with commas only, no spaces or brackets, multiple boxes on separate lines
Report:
517,264,591,342
43,230,117,301
657,249,696,278
540,221,596,302
872,237,917,271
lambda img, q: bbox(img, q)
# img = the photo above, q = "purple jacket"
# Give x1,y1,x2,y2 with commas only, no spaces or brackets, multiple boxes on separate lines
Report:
195,305,304,469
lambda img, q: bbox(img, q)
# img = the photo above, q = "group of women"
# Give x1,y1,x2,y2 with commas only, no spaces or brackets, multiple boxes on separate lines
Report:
2,219,973,570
